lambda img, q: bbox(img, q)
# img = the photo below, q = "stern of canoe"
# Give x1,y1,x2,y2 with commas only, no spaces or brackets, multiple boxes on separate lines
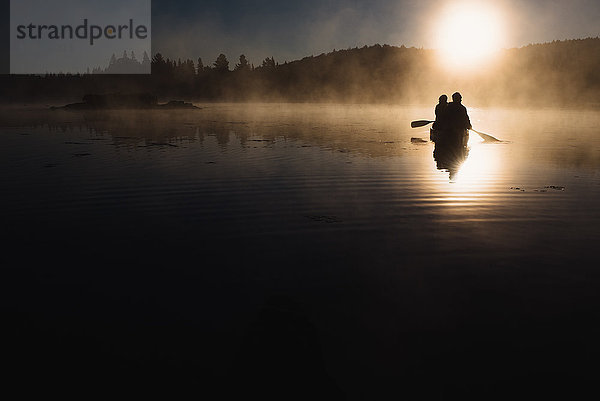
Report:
430,128,469,146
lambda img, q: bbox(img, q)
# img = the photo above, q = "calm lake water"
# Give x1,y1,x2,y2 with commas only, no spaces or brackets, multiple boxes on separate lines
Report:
2,103,600,399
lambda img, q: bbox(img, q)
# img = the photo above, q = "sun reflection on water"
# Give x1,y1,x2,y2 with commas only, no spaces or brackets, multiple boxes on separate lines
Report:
434,135,500,192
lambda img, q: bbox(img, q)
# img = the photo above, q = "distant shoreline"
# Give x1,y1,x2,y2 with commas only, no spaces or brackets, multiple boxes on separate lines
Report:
1,38,599,109
50,94,199,111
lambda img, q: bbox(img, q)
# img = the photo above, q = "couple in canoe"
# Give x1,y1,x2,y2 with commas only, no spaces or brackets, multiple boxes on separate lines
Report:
433,92,472,145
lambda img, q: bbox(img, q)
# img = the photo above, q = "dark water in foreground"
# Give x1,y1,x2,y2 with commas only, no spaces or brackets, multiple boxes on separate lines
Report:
1,104,600,399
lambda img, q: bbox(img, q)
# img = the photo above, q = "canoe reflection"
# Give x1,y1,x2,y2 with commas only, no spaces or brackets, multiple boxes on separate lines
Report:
433,142,470,182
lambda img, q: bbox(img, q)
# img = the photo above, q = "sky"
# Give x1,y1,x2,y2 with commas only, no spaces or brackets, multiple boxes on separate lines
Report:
2,0,599,74
152,0,600,65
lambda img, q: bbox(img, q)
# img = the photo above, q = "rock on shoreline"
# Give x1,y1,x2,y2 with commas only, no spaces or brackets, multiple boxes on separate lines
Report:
51,93,199,110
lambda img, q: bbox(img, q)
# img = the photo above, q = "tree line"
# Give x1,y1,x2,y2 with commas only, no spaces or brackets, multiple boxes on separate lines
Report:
2,38,600,107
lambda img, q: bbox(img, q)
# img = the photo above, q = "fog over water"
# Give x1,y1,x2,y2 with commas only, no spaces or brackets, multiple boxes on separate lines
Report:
1,103,599,398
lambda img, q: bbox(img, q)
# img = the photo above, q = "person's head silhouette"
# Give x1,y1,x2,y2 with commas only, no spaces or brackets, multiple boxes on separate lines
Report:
452,92,462,103
439,94,448,104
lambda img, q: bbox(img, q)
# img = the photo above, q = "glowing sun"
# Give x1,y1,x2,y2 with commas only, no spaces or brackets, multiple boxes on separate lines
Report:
434,3,505,68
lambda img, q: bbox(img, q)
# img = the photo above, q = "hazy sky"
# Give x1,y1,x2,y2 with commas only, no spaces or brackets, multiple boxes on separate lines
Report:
2,0,598,72
152,0,600,64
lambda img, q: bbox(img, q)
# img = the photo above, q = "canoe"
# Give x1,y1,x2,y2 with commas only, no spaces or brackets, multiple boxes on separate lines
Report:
430,128,469,146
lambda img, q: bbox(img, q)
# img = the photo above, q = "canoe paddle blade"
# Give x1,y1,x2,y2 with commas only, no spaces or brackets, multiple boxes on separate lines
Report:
411,120,434,128
471,129,501,142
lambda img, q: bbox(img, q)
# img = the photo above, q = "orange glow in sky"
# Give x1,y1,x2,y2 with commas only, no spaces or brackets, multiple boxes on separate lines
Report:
433,2,506,69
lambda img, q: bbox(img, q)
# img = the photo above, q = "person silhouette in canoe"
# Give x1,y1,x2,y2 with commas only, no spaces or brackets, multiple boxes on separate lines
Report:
433,94,448,131
432,92,471,180
444,92,472,145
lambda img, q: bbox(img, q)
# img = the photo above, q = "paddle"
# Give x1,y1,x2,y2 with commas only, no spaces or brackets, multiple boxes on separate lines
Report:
469,128,501,142
410,120,501,142
411,120,434,128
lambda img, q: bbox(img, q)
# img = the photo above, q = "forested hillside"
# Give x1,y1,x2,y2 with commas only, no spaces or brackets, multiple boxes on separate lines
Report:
2,37,599,107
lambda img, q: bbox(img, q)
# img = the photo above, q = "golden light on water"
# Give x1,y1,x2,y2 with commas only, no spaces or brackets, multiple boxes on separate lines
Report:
445,141,501,201
456,137,498,181
431,130,501,186
433,2,505,69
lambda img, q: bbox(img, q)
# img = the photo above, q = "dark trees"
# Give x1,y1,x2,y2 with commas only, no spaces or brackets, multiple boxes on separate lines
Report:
213,54,230,72
235,55,250,72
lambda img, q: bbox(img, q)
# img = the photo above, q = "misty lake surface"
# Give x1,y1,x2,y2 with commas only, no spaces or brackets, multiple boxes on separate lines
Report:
2,103,600,398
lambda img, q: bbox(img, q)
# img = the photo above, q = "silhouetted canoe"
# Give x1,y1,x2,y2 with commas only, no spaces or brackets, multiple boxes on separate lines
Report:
430,128,469,146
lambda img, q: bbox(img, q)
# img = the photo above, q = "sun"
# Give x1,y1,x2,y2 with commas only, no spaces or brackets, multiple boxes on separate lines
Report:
434,3,505,69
